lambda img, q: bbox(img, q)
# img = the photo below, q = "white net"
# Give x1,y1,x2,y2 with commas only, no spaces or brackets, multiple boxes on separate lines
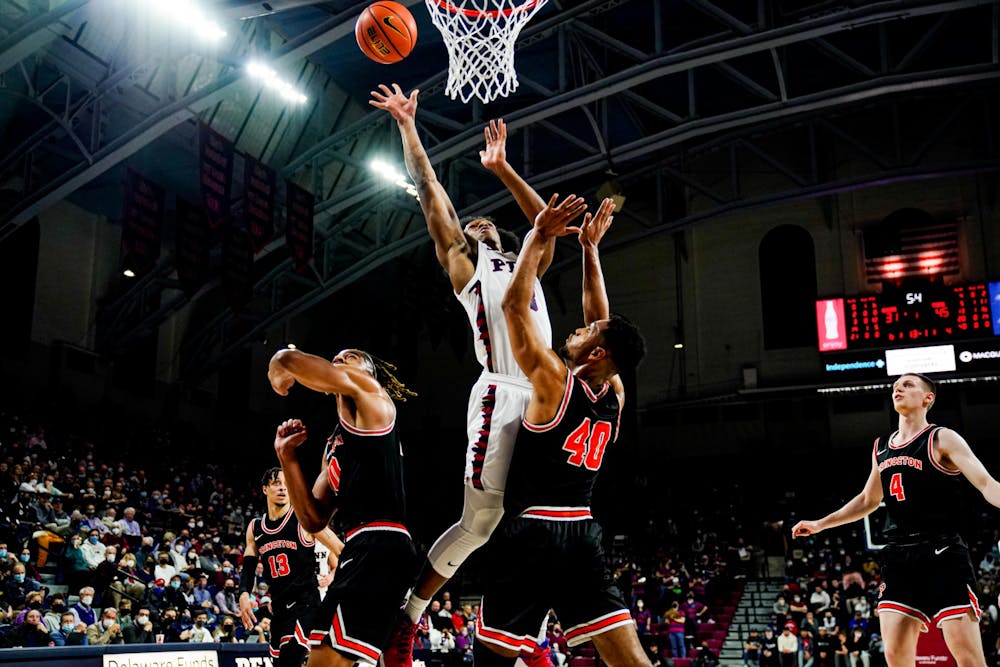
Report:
424,0,548,105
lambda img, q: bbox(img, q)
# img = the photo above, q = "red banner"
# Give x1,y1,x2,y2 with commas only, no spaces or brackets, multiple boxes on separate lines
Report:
175,198,211,297
199,122,234,236
121,168,164,277
222,228,254,310
285,180,314,270
244,157,276,253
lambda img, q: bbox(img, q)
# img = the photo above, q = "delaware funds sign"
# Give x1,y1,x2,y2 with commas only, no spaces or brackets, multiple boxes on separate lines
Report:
104,650,219,667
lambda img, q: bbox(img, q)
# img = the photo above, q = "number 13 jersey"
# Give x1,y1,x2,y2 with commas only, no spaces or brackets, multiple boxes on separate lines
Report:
876,423,963,543
251,509,320,608
504,371,621,517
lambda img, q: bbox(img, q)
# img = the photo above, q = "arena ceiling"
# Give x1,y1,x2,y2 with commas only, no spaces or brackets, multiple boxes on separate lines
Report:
0,0,998,379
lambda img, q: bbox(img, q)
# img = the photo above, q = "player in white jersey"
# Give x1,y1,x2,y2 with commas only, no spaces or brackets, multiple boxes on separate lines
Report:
370,84,570,667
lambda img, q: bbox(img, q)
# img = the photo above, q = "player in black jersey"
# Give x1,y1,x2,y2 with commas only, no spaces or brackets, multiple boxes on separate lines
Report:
472,195,649,667
268,347,418,667
793,373,1000,667
239,467,342,667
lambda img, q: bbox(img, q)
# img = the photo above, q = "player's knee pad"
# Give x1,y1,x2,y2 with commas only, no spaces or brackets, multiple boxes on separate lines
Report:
427,488,504,578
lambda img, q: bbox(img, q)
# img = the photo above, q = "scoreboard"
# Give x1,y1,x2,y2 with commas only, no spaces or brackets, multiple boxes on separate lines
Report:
817,282,999,352
816,281,1000,379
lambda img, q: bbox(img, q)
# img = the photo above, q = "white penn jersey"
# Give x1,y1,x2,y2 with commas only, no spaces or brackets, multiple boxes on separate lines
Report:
455,241,552,378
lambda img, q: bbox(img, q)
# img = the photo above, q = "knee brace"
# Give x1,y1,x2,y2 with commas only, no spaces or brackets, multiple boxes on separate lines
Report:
427,487,504,579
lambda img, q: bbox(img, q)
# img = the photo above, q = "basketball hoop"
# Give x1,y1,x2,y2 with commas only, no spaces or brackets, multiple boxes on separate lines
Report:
424,0,548,104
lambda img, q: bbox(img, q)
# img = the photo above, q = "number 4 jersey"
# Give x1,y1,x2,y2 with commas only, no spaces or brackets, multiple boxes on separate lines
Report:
503,371,621,517
250,509,320,609
876,423,963,544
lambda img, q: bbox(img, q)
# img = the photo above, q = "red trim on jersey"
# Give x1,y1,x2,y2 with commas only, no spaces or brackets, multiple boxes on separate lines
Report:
471,280,494,373
331,608,381,662
260,508,295,535
927,428,961,476
470,384,497,490
278,633,296,646
522,371,573,433
294,621,311,648
344,521,410,541
520,506,593,520
476,606,538,652
339,417,395,437
269,646,281,658
579,380,609,402
327,457,342,492
877,601,930,629
564,610,634,644
969,586,983,618
888,423,934,450
872,437,881,460
298,524,315,548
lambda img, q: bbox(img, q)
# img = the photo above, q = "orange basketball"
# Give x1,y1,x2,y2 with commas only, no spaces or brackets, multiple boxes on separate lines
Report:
355,2,418,64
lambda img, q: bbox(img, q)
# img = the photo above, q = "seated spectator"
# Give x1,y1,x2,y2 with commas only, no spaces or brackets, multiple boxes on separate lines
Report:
789,594,809,625
192,573,214,610
94,544,121,603
799,628,814,667
154,551,177,583
123,607,155,644
61,534,92,593
814,627,833,667
198,545,221,575
15,591,45,624
801,611,818,636
156,607,185,643
693,640,719,667
821,610,839,635
117,507,142,540
215,578,239,619
744,629,762,667
87,607,124,645
163,575,189,612
761,628,779,667
778,626,799,667
51,611,87,646
16,549,42,584
42,592,69,633
2,563,41,605
214,616,238,643
8,608,55,647
84,506,110,536
81,529,106,569
109,551,149,608
246,616,271,645
70,586,97,627
0,542,15,575
774,595,790,626
846,628,869,667
810,585,831,613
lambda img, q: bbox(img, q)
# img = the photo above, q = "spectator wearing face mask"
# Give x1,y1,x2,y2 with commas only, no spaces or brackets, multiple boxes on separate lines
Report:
16,548,42,583
81,530,106,569
214,559,237,590
42,593,69,633
93,545,121,603
71,587,97,627
117,507,142,540
87,607,124,645
163,575,189,612
214,616,238,643
9,608,55,647
109,553,148,608
50,611,87,646
154,551,177,583
62,534,92,592
123,607,155,644
215,577,240,618
2,563,41,605
0,541,15,576
15,591,45,624
187,610,213,642
198,544,221,574
157,607,184,643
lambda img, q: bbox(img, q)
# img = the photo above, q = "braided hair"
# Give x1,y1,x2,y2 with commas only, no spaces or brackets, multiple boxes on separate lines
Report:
355,350,417,402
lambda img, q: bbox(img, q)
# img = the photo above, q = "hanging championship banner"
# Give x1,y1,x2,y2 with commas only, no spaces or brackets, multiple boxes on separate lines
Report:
244,156,276,253
285,180,315,270
199,122,234,236
175,198,211,297
222,228,254,310
121,168,164,277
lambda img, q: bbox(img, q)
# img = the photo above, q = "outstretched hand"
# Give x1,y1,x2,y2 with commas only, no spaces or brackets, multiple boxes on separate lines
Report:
533,193,587,240
790,520,821,538
369,83,418,123
479,119,507,172
274,419,308,458
578,197,616,248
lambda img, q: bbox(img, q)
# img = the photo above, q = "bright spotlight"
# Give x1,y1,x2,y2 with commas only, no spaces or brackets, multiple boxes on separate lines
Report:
246,61,308,105
147,0,227,42
370,159,419,200
123,269,136,278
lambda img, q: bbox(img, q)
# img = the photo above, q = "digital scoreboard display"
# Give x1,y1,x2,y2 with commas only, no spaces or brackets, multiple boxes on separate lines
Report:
817,282,1000,352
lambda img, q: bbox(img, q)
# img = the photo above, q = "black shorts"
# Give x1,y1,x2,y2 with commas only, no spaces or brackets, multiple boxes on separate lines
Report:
876,537,982,630
269,599,317,659
308,524,418,665
478,512,631,654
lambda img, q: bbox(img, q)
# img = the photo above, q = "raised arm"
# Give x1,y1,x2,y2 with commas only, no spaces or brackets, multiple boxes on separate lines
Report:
273,419,336,534
268,349,377,398
936,428,1000,508
479,119,554,276
791,456,883,537
502,194,587,419
579,198,616,325
370,84,474,292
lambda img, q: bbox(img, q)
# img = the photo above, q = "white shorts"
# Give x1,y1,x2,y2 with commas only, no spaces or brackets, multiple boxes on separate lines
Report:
464,372,532,494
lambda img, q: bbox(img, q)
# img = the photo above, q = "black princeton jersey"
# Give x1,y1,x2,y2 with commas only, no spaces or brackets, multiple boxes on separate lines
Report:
251,509,319,607
504,372,621,516
876,423,963,542
324,417,406,531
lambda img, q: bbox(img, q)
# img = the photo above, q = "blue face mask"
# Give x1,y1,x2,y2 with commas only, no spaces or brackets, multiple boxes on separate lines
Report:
13,574,25,583
171,581,181,590
19,554,29,562
89,536,99,544
62,623,75,633
0,549,6,558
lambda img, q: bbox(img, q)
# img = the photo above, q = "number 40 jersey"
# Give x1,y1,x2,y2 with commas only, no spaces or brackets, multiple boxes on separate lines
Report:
250,508,320,609
503,371,621,518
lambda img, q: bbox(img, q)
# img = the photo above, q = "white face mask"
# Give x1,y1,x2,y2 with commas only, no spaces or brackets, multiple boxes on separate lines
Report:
102,618,115,629
135,615,148,625
106,555,116,562
81,596,93,606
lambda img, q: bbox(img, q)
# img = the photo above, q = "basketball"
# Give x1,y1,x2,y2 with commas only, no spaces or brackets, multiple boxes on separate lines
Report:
355,2,418,64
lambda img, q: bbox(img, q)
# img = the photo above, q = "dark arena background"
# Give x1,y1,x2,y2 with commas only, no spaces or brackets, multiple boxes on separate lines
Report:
0,1,999,666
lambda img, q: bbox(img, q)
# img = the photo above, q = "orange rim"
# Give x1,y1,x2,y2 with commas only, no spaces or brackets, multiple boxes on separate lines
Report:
431,0,541,19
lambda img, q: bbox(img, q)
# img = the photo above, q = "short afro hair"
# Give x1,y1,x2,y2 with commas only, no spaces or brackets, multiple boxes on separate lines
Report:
601,314,646,373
